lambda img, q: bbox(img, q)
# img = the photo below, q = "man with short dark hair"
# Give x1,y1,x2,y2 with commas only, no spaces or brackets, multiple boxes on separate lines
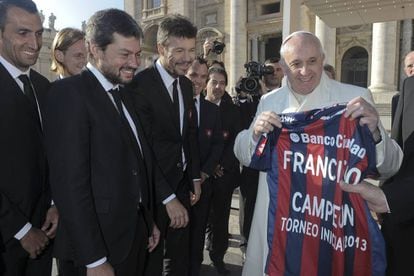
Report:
128,14,201,276
186,57,223,276
263,57,283,91
204,67,242,275
0,0,57,275
44,9,160,276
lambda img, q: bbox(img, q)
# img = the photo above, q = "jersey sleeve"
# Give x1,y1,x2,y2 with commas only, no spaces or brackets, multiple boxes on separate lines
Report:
249,128,281,171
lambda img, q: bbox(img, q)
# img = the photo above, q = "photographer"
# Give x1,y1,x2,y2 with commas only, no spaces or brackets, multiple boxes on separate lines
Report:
263,57,284,91
203,37,226,62
235,57,283,258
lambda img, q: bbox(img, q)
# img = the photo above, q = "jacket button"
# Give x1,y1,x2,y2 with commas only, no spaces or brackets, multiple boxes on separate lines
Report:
176,162,182,168
132,170,138,176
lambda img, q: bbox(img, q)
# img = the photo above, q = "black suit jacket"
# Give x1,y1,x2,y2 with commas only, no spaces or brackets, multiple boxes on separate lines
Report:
218,97,242,173
0,64,50,248
392,76,414,148
198,96,223,176
128,64,200,202
381,75,414,275
391,93,399,126
44,69,159,266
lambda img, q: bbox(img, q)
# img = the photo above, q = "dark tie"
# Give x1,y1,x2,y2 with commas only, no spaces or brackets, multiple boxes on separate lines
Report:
18,74,41,125
172,79,180,123
108,88,146,203
194,97,199,127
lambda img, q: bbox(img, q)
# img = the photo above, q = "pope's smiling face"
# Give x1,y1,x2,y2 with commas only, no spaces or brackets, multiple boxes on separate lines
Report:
0,6,43,71
281,35,324,95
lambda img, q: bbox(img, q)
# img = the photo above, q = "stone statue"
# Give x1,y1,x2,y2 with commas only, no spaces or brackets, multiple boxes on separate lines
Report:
48,13,56,30
39,10,45,25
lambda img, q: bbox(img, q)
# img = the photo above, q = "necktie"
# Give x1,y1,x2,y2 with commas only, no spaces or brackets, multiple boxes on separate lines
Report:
108,88,146,203
172,79,180,123
18,74,41,125
194,97,199,127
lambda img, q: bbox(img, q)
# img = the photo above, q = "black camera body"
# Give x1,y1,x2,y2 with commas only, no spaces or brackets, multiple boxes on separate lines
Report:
211,40,225,54
236,61,274,95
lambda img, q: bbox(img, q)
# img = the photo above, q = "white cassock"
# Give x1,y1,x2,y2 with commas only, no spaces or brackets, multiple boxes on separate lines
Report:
234,73,403,276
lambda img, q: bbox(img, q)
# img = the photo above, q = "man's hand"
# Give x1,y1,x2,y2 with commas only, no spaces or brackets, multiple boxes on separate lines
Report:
20,227,49,259
345,97,380,137
253,111,282,141
190,180,202,206
213,165,224,178
200,171,209,184
86,262,115,276
165,198,189,228
203,38,213,58
148,224,160,252
339,180,389,213
41,205,59,239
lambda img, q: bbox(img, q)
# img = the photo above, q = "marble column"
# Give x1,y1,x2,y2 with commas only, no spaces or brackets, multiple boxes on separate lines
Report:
369,22,398,95
369,21,399,131
315,16,336,67
250,35,259,61
230,0,247,94
399,19,413,89
282,0,301,39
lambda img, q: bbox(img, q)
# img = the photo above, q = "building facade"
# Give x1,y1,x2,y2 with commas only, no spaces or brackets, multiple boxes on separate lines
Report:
34,1,413,130
121,0,414,129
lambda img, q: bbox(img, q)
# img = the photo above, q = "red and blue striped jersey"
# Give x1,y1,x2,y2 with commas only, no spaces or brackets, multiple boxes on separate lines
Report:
250,104,385,276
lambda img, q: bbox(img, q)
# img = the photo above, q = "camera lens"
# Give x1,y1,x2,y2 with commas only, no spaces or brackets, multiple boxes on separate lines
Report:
243,77,259,93
212,41,225,54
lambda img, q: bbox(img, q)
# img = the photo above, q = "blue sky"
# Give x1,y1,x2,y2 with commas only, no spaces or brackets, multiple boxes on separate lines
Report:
33,0,124,30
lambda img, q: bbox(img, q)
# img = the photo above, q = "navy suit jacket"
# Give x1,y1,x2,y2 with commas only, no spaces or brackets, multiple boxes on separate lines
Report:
0,63,50,249
197,95,223,176
128,63,201,202
44,69,159,266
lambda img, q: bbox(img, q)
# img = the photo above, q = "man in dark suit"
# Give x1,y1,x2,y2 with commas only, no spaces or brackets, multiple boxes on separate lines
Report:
0,1,57,275
392,51,414,124
43,9,160,276
204,67,242,275
128,14,201,276
341,75,414,276
186,57,223,276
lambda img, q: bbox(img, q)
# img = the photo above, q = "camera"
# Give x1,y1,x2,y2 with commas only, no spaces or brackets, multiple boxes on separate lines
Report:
211,40,225,54
236,61,274,95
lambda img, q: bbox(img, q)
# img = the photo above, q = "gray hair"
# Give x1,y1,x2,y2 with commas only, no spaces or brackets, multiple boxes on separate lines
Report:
279,31,325,65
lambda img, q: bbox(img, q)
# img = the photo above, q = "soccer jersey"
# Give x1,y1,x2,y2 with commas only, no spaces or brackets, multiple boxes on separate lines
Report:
250,104,385,276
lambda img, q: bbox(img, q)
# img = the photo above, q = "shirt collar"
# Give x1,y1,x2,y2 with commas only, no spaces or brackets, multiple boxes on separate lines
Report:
0,55,31,79
87,62,119,92
156,59,176,88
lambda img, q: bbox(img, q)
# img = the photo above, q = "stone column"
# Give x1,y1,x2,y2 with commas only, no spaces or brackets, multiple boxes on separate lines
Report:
369,22,398,95
250,35,259,61
369,21,399,131
315,16,336,66
400,19,413,89
282,0,301,39
230,0,247,94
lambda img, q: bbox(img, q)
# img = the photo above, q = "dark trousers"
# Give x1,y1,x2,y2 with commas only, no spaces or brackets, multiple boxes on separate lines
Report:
382,215,414,276
239,167,259,244
189,178,214,276
206,170,240,263
1,237,53,276
58,212,148,276
145,177,191,276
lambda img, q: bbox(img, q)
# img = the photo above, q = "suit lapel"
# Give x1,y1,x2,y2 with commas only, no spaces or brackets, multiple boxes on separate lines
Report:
0,63,43,133
150,65,181,132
